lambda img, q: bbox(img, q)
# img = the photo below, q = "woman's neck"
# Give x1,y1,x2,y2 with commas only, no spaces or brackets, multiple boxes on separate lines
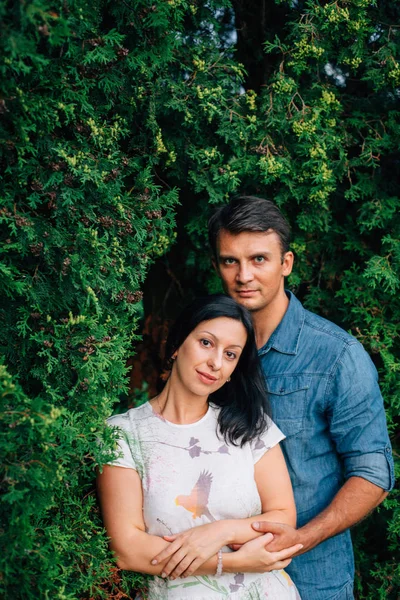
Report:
151,377,209,424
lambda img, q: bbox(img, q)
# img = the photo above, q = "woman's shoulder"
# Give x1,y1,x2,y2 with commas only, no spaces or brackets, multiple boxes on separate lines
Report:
106,402,152,430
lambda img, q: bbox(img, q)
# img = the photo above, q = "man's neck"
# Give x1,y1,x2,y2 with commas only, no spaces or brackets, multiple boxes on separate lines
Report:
252,292,290,349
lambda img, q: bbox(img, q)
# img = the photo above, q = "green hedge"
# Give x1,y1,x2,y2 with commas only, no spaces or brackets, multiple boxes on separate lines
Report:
0,0,398,598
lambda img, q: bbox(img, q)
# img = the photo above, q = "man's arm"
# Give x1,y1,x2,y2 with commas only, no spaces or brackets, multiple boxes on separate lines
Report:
252,341,394,554
252,475,387,554
295,476,387,552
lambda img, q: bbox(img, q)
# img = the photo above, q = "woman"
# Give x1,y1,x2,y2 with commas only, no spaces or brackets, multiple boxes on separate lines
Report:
97,295,302,599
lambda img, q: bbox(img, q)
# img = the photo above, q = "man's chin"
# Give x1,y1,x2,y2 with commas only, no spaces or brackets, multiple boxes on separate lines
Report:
234,294,264,312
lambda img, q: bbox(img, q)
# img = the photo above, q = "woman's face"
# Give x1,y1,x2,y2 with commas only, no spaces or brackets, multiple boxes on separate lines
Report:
172,317,248,397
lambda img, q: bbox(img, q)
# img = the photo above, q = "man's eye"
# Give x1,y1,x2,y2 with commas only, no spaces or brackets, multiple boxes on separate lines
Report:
223,258,236,265
254,256,265,263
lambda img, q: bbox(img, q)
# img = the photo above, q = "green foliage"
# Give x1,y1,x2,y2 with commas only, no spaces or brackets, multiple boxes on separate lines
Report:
151,0,400,597
0,0,184,596
1,0,399,598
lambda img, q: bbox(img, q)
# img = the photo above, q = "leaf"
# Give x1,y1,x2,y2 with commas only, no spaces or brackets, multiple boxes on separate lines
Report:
217,444,230,454
188,445,201,458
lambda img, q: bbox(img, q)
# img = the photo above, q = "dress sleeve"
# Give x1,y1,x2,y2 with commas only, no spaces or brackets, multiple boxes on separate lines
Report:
106,413,137,470
250,416,286,464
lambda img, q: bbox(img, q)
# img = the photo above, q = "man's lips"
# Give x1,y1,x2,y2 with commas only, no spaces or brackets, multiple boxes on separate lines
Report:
196,370,218,384
236,289,258,295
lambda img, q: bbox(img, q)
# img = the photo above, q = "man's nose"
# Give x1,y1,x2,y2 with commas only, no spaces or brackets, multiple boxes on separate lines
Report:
236,263,254,284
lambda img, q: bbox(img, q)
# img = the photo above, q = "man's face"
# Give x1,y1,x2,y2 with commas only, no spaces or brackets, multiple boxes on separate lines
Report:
215,229,294,313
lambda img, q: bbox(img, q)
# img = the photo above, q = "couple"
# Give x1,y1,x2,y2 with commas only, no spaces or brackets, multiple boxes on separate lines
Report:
97,196,394,600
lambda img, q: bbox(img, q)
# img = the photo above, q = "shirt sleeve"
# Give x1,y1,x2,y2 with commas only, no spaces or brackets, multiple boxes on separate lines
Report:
326,341,395,491
250,416,286,464
105,413,137,470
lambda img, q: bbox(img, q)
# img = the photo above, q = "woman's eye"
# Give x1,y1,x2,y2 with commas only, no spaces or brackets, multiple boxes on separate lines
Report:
200,339,211,347
226,351,237,360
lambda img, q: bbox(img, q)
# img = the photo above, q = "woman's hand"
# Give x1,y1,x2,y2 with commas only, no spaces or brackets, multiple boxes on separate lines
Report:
150,522,230,579
233,533,303,573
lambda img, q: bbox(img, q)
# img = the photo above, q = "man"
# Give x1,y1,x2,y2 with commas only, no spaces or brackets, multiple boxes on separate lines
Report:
208,196,394,600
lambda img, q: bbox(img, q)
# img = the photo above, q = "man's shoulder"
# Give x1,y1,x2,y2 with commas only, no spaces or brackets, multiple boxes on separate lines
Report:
297,305,372,373
285,292,358,352
301,305,357,348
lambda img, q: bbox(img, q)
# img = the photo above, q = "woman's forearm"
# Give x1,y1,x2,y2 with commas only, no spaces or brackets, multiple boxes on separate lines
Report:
121,506,296,577
115,526,260,577
122,525,300,579
113,529,172,574
114,529,249,576
116,528,225,576
216,508,296,546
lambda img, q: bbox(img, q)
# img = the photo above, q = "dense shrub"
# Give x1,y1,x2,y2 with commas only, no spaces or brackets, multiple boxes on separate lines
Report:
0,0,398,598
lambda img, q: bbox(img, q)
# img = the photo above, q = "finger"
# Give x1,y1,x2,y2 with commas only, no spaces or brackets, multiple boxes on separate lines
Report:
181,556,204,578
259,532,274,545
265,558,292,572
240,532,274,552
252,520,286,534
229,544,242,551
169,556,195,580
237,532,274,551
271,543,303,562
151,540,183,565
162,549,188,577
264,536,298,552
262,538,285,552
163,534,178,541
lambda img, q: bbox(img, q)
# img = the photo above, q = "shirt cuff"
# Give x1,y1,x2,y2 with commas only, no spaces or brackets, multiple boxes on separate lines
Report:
344,446,395,491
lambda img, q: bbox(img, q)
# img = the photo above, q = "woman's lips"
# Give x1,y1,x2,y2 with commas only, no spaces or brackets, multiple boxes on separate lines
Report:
196,370,218,385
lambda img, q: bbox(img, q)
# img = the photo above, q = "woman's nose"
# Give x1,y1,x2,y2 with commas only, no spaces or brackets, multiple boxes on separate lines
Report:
207,351,222,370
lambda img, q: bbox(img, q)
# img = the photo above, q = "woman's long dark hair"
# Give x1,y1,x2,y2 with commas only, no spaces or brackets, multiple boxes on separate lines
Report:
164,294,271,446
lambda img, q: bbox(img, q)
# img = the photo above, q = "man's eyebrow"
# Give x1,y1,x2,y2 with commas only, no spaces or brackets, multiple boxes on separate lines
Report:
218,252,272,260
249,252,273,258
197,330,243,349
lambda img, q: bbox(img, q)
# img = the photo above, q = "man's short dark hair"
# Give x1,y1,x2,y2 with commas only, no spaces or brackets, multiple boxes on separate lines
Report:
208,195,291,259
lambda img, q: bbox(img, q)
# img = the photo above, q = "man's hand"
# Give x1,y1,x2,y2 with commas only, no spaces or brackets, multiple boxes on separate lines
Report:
230,521,304,555
251,521,304,554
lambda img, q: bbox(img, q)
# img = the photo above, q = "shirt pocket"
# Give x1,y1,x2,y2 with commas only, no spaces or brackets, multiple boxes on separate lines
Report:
266,375,311,437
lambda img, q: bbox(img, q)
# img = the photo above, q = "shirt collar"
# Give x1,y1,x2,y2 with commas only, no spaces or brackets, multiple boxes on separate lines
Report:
258,291,305,356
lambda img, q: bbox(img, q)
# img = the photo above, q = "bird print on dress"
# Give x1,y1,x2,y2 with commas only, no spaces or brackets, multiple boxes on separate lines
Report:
175,470,216,522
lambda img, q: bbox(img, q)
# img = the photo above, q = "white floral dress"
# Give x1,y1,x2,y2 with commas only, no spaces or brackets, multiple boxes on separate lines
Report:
107,402,301,600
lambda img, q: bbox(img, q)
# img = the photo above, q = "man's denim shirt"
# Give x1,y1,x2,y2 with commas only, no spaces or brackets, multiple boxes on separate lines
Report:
259,292,395,600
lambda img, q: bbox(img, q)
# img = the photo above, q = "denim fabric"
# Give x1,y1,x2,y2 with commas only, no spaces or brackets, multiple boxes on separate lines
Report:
258,292,395,600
